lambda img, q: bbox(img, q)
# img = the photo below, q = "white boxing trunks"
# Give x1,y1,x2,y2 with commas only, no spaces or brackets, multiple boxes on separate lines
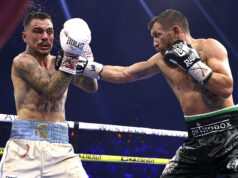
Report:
0,120,88,178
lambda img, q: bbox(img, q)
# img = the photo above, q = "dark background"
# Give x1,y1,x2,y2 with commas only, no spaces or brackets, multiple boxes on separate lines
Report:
1,0,238,131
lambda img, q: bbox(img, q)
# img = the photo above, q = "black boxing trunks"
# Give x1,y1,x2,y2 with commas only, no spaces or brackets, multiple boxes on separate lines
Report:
161,105,238,178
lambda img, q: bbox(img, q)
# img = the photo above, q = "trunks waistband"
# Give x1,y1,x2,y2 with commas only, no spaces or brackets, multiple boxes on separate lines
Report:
185,105,238,138
185,105,238,122
10,120,69,143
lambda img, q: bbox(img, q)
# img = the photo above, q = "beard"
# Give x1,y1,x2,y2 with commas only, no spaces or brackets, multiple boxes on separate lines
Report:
161,35,174,55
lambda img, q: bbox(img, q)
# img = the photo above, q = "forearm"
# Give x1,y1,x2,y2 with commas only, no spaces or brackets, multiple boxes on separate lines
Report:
100,65,132,83
71,75,98,93
204,72,233,98
46,71,72,98
100,62,158,83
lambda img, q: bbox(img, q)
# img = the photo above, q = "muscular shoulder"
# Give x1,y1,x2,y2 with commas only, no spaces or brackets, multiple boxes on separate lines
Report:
198,38,228,61
13,53,38,70
148,52,162,63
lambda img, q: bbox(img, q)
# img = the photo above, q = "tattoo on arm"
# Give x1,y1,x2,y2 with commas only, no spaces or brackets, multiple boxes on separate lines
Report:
71,75,97,92
134,68,151,80
14,55,72,98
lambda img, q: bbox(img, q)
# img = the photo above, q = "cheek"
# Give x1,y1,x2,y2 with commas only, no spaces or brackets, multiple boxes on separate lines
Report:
28,35,40,43
159,37,167,46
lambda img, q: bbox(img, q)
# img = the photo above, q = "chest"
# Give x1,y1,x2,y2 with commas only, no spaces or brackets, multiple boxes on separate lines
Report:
157,58,197,90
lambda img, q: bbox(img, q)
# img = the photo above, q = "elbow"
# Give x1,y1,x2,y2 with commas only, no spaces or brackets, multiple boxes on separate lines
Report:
86,85,98,93
84,82,98,93
221,87,233,98
219,80,233,98
222,79,234,98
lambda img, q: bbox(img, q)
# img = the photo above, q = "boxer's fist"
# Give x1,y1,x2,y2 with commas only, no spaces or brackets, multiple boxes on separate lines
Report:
76,56,103,79
55,50,80,75
164,40,200,71
60,18,91,56
165,40,212,84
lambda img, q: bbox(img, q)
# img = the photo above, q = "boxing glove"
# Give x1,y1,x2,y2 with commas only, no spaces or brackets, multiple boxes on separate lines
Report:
55,50,80,74
60,18,91,55
164,40,212,84
76,56,103,80
58,18,91,74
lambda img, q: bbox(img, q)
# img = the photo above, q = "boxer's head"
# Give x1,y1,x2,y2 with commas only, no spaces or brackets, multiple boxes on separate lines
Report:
148,9,189,55
22,12,54,56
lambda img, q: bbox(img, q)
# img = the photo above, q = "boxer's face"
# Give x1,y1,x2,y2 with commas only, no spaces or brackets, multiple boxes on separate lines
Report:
150,22,173,55
23,18,54,56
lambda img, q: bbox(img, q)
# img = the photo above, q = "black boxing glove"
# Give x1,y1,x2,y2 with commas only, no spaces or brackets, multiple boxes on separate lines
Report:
164,40,212,85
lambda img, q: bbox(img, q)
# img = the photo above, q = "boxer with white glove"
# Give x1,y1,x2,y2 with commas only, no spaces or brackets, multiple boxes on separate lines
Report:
164,40,213,85
57,18,91,74
56,43,103,79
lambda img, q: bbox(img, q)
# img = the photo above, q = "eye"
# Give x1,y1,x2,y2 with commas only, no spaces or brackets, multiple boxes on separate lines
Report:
33,28,43,34
154,33,160,38
47,28,54,35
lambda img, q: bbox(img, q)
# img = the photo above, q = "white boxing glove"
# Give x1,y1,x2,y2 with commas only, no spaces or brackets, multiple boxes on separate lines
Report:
59,18,91,74
81,44,94,62
76,56,103,80
60,18,91,56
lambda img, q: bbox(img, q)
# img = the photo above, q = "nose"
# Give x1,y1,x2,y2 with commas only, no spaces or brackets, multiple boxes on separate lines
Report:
41,31,49,41
153,38,159,48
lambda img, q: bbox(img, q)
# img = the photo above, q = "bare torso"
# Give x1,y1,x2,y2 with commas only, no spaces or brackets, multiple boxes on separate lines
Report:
11,53,67,122
155,39,234,115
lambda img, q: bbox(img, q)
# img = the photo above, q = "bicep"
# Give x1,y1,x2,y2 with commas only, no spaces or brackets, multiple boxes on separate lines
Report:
205,40,232,77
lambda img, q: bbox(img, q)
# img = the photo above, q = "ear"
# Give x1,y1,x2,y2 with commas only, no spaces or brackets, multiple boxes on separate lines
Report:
22,31,27,42
172,26,180,38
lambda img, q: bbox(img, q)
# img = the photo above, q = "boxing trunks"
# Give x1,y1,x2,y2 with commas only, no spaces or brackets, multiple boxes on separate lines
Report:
0,120,88,178
161,105,238,178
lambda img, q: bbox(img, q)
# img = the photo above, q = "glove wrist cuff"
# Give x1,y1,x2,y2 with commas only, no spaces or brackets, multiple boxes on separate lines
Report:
188,61,213,84
80,61,103,79
59,54,80,75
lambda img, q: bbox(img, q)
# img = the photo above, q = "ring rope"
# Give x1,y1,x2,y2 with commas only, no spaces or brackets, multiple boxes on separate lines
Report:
0,147,169,164
0,113,187,138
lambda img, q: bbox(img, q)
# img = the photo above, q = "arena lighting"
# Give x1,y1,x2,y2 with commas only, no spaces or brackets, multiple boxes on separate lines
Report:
138,0,154,19
60,0,72,20
193,0,238,58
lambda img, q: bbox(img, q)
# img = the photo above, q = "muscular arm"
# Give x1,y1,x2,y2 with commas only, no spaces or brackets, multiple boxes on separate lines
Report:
71,76,98,93
100,54,161,83
13,54,72,99
203,39,233,98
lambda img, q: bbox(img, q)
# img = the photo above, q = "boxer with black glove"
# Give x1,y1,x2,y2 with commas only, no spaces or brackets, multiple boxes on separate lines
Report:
164,40,212,85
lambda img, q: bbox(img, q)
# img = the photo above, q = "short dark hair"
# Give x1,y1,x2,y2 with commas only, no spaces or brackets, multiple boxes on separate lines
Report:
148,9,189,33
23,12,52,30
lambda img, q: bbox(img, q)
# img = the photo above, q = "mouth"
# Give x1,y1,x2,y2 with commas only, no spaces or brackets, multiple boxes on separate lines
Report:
154,46,160,52
38,43,51,50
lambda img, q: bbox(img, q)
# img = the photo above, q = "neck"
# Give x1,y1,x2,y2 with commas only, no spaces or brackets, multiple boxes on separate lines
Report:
25,46,50,67
177,33,195,44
